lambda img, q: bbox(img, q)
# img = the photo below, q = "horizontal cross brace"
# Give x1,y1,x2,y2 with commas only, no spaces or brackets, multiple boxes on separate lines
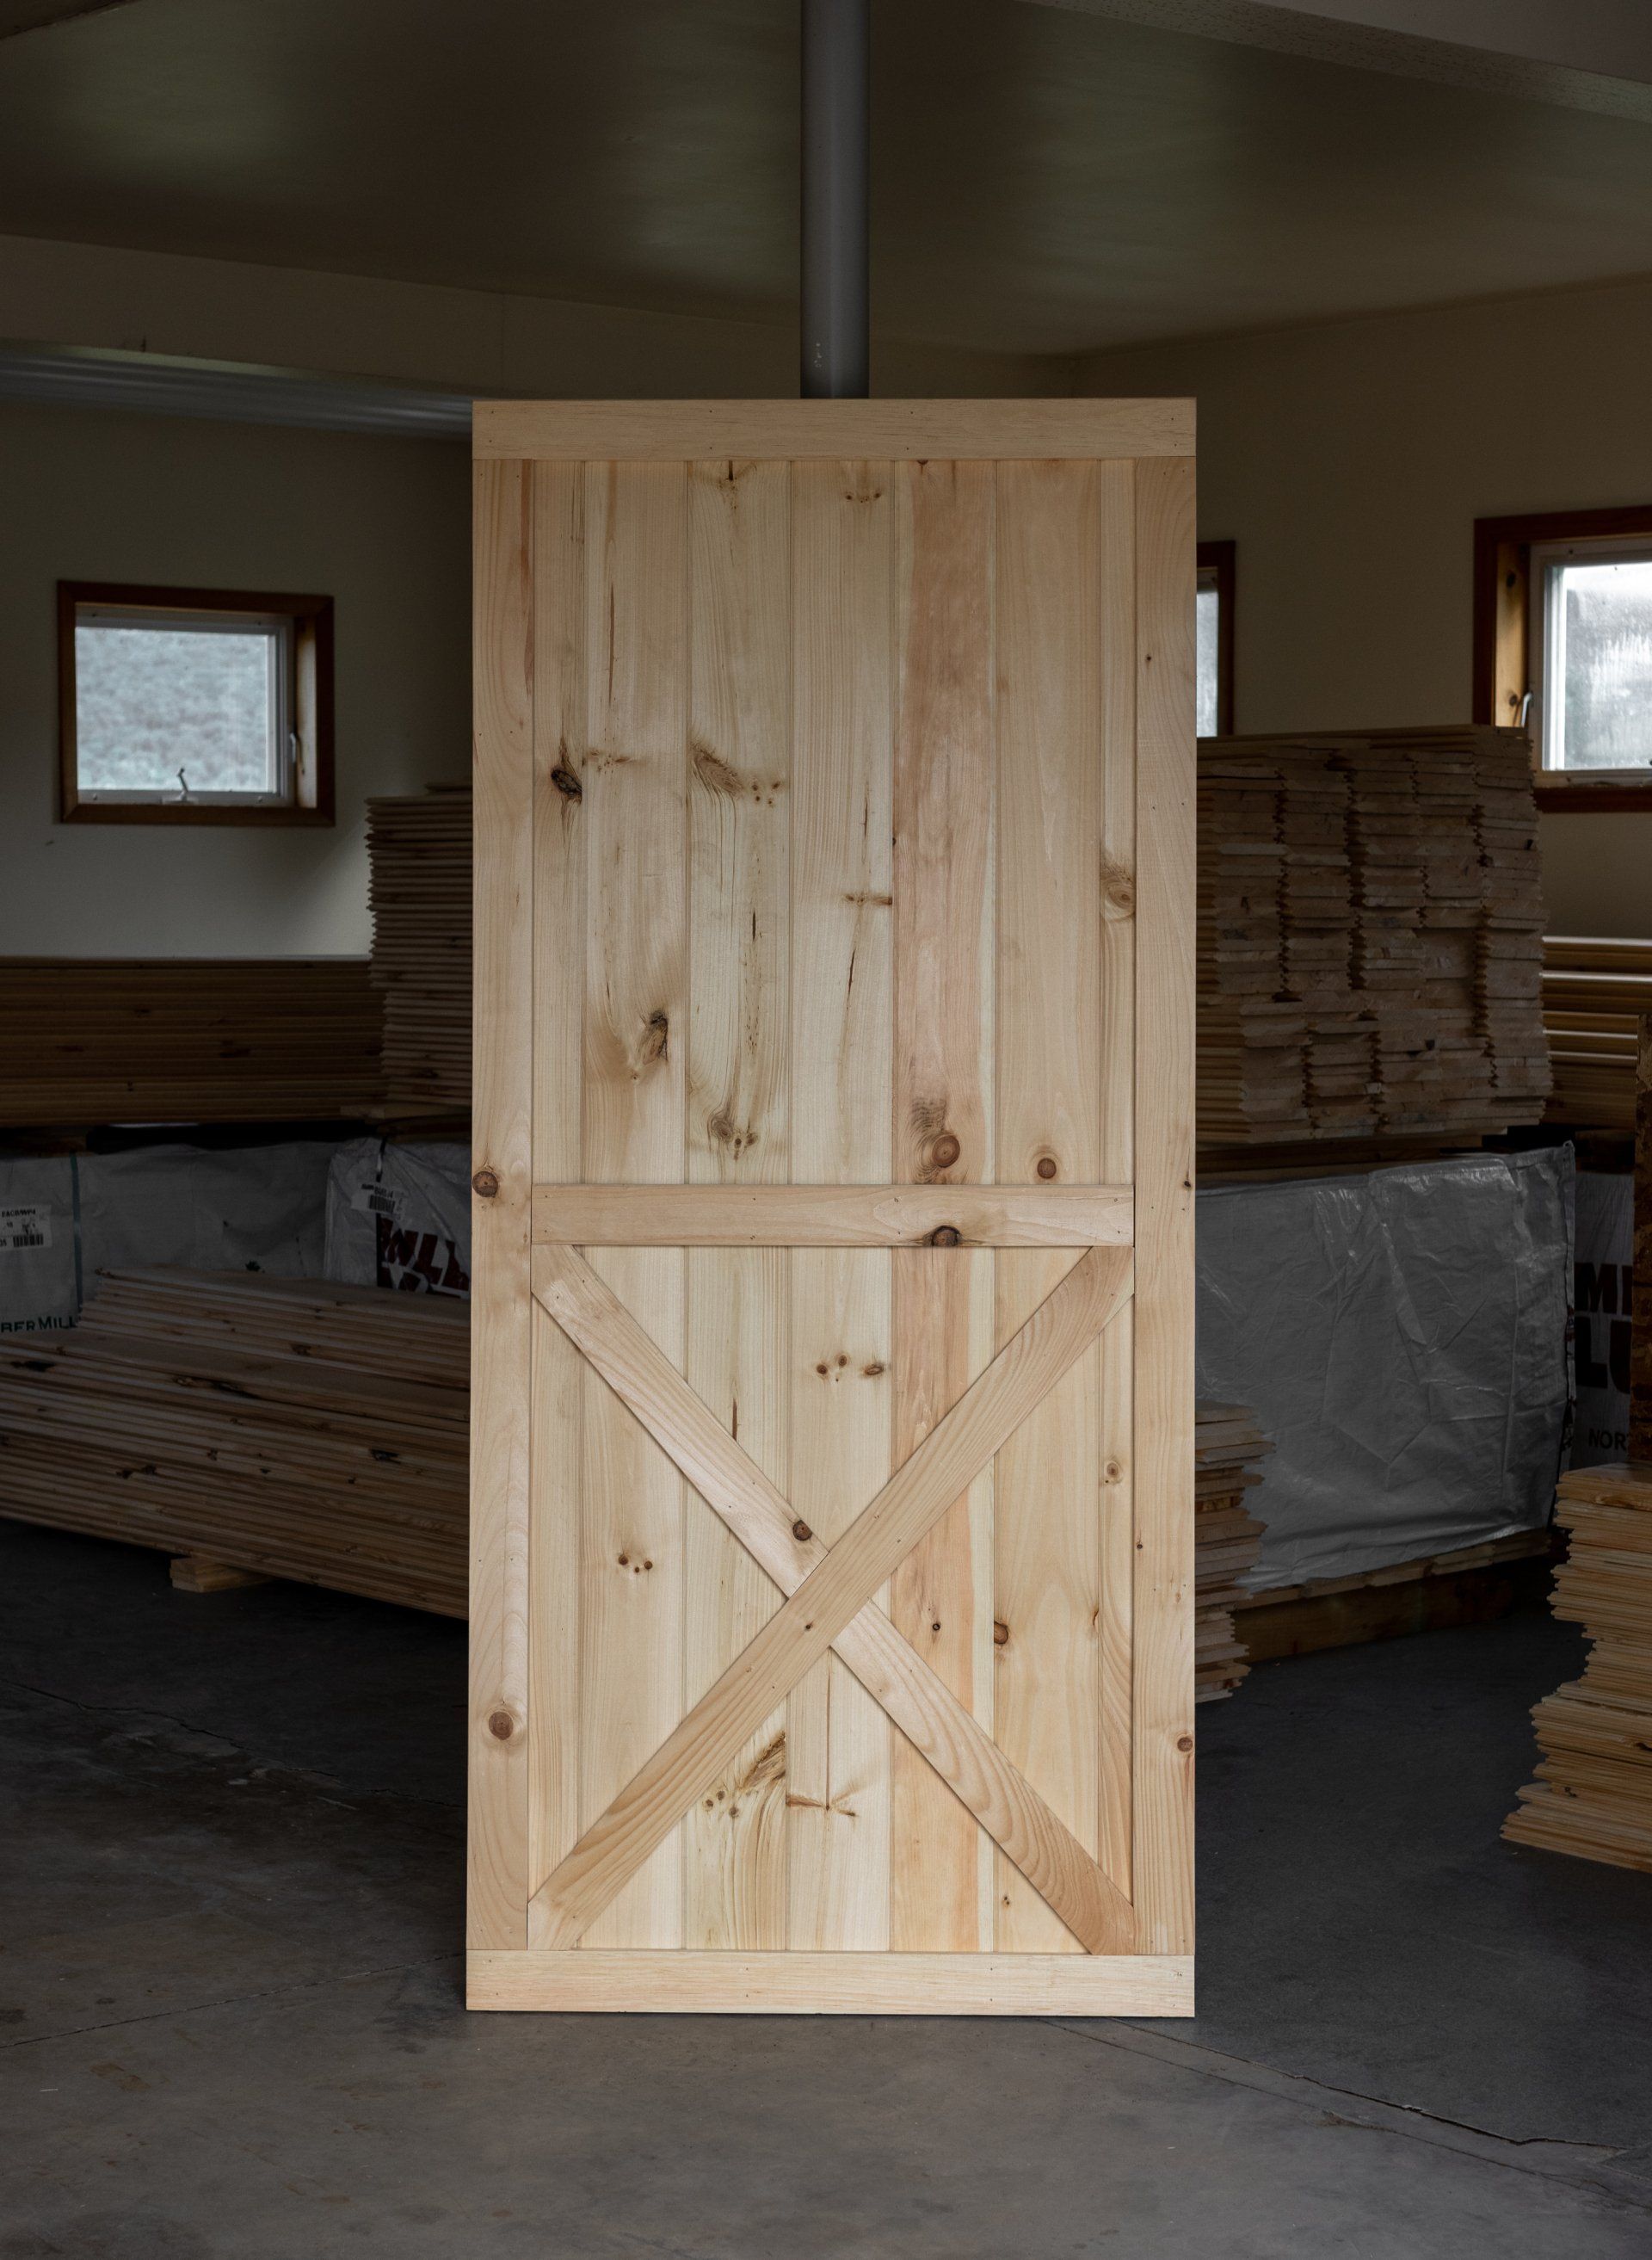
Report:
530,1183,1132,1248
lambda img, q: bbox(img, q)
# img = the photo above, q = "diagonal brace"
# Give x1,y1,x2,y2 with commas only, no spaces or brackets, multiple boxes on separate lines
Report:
529,1241,1133,1949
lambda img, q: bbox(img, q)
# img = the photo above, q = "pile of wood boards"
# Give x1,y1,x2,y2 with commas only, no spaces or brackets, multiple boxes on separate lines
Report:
0,1269,466,1615
367,787,472,1113
0,959,382,1127
1541,935,1652,1132
1504,1462,1652,1873
1194,1401,1270,1701
1198,726,1550,1146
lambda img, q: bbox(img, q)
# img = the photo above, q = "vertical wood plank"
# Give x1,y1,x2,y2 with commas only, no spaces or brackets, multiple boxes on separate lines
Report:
890,460,996,1951
993,459,1105,1954
527,462,587,1902
469,456,534,1948
683,459,792,1948
1096,460,1138,1899
1131,452,1198,1957
579,460,689,1949
787,459,894,1951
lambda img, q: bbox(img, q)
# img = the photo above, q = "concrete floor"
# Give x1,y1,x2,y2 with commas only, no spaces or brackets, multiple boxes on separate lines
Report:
3,1518,1649,2258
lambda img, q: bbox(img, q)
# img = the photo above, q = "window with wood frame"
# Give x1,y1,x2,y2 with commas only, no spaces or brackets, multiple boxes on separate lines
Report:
59,582,334,825
1196,539,1235,737
1474,508,1652,811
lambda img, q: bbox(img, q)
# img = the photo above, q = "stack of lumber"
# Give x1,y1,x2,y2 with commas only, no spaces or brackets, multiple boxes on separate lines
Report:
0,1269,467,1615
1541,935,1652,1132
1198,727,1550,1147
1194,1401,1270,1701
1505,1463,1652,1872
0,960,383,1126
367,787,472,1113
1239,1528,1553,1661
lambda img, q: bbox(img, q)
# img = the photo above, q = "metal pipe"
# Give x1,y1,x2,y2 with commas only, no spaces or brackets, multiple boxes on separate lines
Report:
800,0,870,399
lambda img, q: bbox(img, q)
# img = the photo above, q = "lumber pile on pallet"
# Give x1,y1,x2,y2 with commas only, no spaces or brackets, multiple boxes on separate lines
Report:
1505,1463,1652,1873
1194,1402,1269,1701
367,787,472,1114
0,960,383,1127
1541,935,1652,1132
0,1269,466,1615
1198,726,1549,1146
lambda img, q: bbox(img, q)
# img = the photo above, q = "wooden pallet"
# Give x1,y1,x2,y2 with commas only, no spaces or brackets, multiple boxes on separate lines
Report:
1238,1529,1556,1661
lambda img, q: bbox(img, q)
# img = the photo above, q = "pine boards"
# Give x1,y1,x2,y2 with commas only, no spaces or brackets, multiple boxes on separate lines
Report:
467,400,1196,2015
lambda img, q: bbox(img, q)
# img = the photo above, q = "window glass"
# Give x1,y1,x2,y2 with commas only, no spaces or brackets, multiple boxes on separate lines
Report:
1195,580,1220,738
74,621,278,797
1545,557,1652,772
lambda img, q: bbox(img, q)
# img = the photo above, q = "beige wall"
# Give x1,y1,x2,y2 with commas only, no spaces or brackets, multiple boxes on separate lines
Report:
0,397,471,956
1082,277,1652,938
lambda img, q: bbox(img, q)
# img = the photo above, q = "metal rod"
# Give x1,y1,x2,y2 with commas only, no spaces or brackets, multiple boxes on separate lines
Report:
800,0,870,399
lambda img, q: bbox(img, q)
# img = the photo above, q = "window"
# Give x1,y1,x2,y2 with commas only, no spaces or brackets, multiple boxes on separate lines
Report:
1474,508,1652,810
1196,540,1235,738
59,582,333,825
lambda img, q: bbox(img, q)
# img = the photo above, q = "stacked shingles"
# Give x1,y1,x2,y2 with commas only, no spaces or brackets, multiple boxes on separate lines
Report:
0,1269,468,1616
1197,727,1550,1147
1194,1402,1271,1701
366,786,472,1114
1504,1463,1652,1872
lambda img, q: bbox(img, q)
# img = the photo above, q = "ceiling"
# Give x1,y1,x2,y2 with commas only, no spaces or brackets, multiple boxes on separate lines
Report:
3,0,1652,356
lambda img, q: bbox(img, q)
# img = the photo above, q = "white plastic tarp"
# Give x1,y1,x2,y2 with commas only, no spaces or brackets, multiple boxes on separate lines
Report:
1197,1146,1571,1590
0,1158,79,1337
1572,1171,1632,1470
324,1139,471,1297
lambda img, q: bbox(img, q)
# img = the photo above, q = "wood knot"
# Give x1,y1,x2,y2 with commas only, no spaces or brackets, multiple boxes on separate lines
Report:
792,1519,812,1542
640,1010,669,1064
472,1170,499,1199
487,1710,515,1741
1036,1156,1058,1181
1177,1735,1193,1753
930,1226,961,1248
930,1132,961,1170
993,1619,1009,1646
550,766,583,801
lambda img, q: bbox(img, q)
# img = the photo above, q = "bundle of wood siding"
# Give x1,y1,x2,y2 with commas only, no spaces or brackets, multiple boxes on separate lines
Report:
1195,1401,1270,1701
1504,1463,1652,1872
367,787,472,1112
0,959,383,1127
0,1268,467,1616
1198,727,1549,1146
1541,936,1652,1132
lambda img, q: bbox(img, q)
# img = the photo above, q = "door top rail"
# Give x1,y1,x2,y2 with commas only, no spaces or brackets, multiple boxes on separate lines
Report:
528,1182,1133,1249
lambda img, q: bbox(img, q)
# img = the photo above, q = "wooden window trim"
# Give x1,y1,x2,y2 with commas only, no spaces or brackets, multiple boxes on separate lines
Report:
59,580,335,827
1473,507,1652,813
1198,538,1236,737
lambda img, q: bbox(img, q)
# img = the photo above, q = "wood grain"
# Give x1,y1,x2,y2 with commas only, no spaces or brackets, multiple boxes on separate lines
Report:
532,1183,1131,1245
468,456,534,1948
534,1243,1134,1952
475,399,1194,463
530,1243,1132,1947
469,1949,1193,2016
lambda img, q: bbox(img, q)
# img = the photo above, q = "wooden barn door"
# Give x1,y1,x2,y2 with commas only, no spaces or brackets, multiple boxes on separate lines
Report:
466,400,1195,2016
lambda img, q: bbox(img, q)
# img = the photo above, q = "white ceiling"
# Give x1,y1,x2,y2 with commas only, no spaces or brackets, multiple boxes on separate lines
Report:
2,0,1652,357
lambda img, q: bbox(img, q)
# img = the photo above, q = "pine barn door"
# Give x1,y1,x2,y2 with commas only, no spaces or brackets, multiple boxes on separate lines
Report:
467,399,1195,2016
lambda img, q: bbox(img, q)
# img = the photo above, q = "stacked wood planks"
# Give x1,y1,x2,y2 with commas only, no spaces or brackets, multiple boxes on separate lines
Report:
1541,935,1652,1132
1198,726,1549,1146
367,787,472,1113
0,1268,466,1615
1195,1401,1270,1701
1505,1463,1652,1873
0,959,382,1126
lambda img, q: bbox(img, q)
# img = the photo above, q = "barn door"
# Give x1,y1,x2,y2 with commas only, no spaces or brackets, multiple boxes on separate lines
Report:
467,400,1194,2016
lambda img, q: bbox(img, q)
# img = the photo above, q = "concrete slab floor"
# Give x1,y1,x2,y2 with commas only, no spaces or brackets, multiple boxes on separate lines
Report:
2,1516,1649,2258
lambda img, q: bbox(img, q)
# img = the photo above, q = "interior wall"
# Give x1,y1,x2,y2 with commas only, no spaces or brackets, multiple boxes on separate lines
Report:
1082,275,1652,938
0,397,471,956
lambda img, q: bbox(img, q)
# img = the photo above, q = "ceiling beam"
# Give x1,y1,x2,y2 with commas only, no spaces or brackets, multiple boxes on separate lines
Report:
0,1,149,40
1029,0,1652,123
